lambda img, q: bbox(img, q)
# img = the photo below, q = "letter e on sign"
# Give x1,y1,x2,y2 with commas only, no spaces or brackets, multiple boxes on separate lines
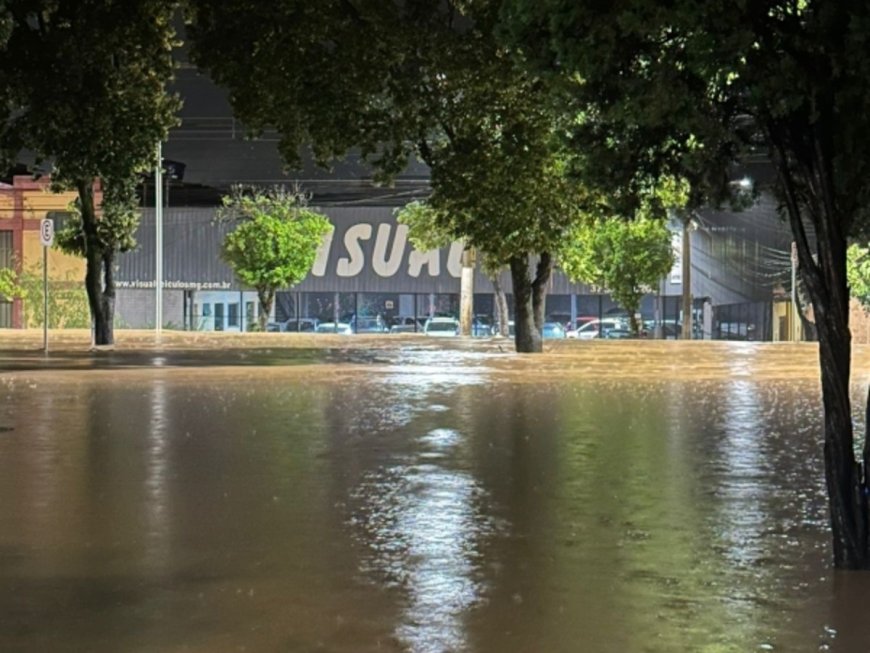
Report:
40,218,54,247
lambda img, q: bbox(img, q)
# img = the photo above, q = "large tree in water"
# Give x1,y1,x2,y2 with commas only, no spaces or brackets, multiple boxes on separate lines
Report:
187,1,585,352
0,0,180,345
501,0,870,568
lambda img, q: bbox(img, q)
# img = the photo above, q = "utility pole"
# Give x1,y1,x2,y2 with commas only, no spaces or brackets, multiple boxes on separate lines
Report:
459,246,476,336
681,215,693,340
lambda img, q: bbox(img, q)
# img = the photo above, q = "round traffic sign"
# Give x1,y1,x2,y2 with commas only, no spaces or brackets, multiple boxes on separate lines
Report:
40,218,54,247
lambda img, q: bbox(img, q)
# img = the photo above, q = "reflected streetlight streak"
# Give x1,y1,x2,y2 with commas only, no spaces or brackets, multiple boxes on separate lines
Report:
145,379,171,570
719,375,767,569
349,382,494,653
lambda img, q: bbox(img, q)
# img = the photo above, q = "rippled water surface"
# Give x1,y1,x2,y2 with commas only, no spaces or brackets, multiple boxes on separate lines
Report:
3,341,870,652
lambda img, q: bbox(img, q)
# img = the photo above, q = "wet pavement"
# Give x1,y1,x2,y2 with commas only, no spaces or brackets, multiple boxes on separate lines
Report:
2,333,870,652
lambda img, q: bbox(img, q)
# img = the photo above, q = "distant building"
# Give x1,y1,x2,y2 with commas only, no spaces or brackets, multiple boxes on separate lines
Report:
1,67,809,340
0,176,92,328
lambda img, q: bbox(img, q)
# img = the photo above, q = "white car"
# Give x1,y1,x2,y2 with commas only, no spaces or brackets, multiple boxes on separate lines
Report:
574,319,626,340
423,317,460,337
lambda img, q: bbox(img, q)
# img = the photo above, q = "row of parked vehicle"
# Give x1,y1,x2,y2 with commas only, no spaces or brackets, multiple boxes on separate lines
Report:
266,314,652,339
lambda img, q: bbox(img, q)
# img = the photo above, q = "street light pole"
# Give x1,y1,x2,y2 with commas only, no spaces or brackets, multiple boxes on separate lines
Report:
155,142,163,335
681,215,693,340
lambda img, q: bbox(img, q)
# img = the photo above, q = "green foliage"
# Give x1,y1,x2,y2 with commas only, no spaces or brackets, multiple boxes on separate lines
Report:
395,201,453,252
55,179,139,257
561,215,674,332
0,265,22,300
219,186,331,328
397,199,508,279
3,264,91,328
848,244,870,310
499,0,870,239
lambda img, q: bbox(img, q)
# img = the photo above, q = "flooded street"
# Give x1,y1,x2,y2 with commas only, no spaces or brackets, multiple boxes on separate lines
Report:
3,338,870,652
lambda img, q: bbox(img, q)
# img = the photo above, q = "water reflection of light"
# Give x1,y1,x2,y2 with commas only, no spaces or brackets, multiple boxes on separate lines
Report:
718,379,767,568
351,427,493,653
726,343,758,378
145,379,171,569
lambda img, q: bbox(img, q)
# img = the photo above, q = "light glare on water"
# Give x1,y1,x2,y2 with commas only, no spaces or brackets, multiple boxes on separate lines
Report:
2,340,870,652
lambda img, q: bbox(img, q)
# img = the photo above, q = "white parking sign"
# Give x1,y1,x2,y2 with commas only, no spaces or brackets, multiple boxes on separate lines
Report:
39,218,54,247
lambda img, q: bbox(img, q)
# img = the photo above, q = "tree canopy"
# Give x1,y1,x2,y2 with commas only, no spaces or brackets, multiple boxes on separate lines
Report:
219,186,332,331
187,0,588,352
0,0,180,344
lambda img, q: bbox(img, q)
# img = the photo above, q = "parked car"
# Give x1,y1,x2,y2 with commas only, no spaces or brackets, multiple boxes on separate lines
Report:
423,317,460,337
342,313,389,333
388,316,424,334
315,322,353,334
573,319,627,340
472,316,495,337
565,316,598,338
542,322,567,339
266,317,318,333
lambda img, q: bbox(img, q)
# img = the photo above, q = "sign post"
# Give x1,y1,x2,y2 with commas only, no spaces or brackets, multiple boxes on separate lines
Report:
39,218,54,352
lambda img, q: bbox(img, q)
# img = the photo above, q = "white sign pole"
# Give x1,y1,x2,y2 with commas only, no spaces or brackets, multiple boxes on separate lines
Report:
155,142,163,335
39,218,54,352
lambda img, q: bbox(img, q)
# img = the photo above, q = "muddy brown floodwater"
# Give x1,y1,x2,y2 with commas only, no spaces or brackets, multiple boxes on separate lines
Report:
3,333,870,652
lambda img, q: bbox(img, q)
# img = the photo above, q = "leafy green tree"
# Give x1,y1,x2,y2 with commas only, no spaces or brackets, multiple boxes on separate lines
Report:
219,186,332,331
0,0,180,345
501,0,870,567
561,216,675,335
848,244,870,311
187,1,586,352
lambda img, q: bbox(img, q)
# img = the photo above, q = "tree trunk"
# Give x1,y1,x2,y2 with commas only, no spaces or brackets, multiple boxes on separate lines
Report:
97,250,115,344
628,309,641,335
76,180,113,345
491,274,510,337
771,130,869,568
815,296,867,568
531,252,553,331
258,288,274,332
509,255,542,353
